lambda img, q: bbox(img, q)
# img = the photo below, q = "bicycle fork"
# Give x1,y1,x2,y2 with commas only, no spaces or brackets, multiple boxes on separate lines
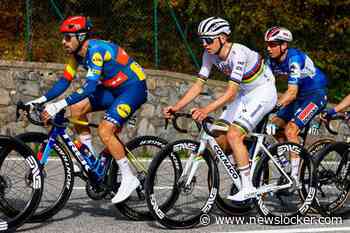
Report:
178,139,207,188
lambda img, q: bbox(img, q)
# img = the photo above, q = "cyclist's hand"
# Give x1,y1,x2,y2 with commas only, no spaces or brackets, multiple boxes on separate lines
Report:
25,96,47,109
266,123,278,135
320,108,337,121
42,99,68,122
272,103,283,113
163,106,176,119
191,107,208,122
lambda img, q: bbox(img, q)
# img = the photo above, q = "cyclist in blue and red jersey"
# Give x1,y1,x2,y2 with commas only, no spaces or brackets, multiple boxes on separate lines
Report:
264,26,328,181
26,16,147,203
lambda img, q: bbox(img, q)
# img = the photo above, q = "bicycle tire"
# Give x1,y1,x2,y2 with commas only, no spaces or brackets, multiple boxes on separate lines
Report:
312,142,350,216
145,139,219,229
14,132,74,222
114,135,168,221
253,142,317,220
299,138,336,213
0,135,43,231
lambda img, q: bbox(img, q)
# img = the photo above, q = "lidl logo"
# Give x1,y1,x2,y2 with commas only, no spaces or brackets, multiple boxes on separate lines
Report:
116,104,131,118
77,88,84,94
92,53,103,67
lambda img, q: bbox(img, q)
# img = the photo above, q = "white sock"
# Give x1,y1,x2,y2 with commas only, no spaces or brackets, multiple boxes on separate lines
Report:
291,158,300,178
79,134,97,156
117,157,133,178
238,165,251,189
228,154,236,165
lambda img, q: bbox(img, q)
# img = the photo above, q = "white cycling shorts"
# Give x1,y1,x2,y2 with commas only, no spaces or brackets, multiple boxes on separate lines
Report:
220,69,277,132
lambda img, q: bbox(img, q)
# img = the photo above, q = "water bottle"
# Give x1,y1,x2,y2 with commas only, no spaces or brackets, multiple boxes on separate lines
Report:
309,120,321,135
74,140,97,169
93,150,111,180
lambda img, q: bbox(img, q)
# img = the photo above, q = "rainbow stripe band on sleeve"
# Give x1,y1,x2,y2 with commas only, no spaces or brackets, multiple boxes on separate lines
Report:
242,56,264,84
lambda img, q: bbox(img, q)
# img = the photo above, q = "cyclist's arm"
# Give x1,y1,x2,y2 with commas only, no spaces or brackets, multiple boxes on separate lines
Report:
173,79,204,111
65,51,103,105
334,93,350,113
278,60,301,107
44,57,78,101
278,84,298,107
172,51,211,111
203,82,238,113
44,78,71,101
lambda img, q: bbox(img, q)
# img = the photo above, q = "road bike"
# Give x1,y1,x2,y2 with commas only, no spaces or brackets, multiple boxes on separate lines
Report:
13,101,168,222
145,112,318,228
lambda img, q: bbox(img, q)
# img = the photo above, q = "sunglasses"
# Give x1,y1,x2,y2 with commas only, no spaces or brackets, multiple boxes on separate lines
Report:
266,41,283,48
63,33,77,42
199,37,215,45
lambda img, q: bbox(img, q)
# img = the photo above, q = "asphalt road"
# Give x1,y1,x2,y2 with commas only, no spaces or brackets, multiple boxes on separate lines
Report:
16,179,350,233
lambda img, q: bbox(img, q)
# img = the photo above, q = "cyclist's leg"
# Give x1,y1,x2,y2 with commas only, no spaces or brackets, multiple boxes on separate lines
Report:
98,81,147,203
226,83,277,201
226,124,252,198
287,93,327,179
216,97,243,159
272,103,295,142
70,85,114,155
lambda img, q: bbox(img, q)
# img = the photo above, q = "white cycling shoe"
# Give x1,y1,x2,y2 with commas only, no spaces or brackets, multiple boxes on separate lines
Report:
111,174,140,204
227,186,257,201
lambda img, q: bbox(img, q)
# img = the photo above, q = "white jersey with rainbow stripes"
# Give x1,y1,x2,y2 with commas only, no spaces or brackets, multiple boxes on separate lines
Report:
198,43,274,93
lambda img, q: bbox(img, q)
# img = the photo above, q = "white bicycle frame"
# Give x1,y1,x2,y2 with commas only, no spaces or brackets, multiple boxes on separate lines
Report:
179,127,294,196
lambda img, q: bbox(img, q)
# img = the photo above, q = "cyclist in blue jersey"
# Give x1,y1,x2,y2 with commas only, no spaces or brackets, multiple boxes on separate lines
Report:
264,26,328,181
26,16,147,203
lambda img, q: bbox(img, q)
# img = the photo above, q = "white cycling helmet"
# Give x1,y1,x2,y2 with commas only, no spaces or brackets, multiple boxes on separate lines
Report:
264,26,293,42
198,17,231,38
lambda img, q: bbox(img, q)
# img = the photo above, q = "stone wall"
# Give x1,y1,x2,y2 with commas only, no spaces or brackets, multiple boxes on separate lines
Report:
0,60,227,150
0,60,338,151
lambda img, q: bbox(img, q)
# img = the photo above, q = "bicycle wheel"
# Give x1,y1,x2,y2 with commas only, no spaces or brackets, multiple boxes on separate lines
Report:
214,138,260,216
14,132,74,222
253,142,317,220
145,139,219,229
0,135,43,231
299,138,336,213
113,135,168,221
214,159,255,216
312,142,350,216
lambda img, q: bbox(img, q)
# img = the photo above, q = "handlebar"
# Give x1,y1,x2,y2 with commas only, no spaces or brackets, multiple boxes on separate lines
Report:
323,112,350,135
16,100,46,126
164,112,231,137
164,112,201,133
16,100,99,129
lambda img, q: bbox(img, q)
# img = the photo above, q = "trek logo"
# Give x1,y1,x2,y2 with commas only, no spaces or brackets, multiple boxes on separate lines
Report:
62,134,90,171
297,103,319,123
